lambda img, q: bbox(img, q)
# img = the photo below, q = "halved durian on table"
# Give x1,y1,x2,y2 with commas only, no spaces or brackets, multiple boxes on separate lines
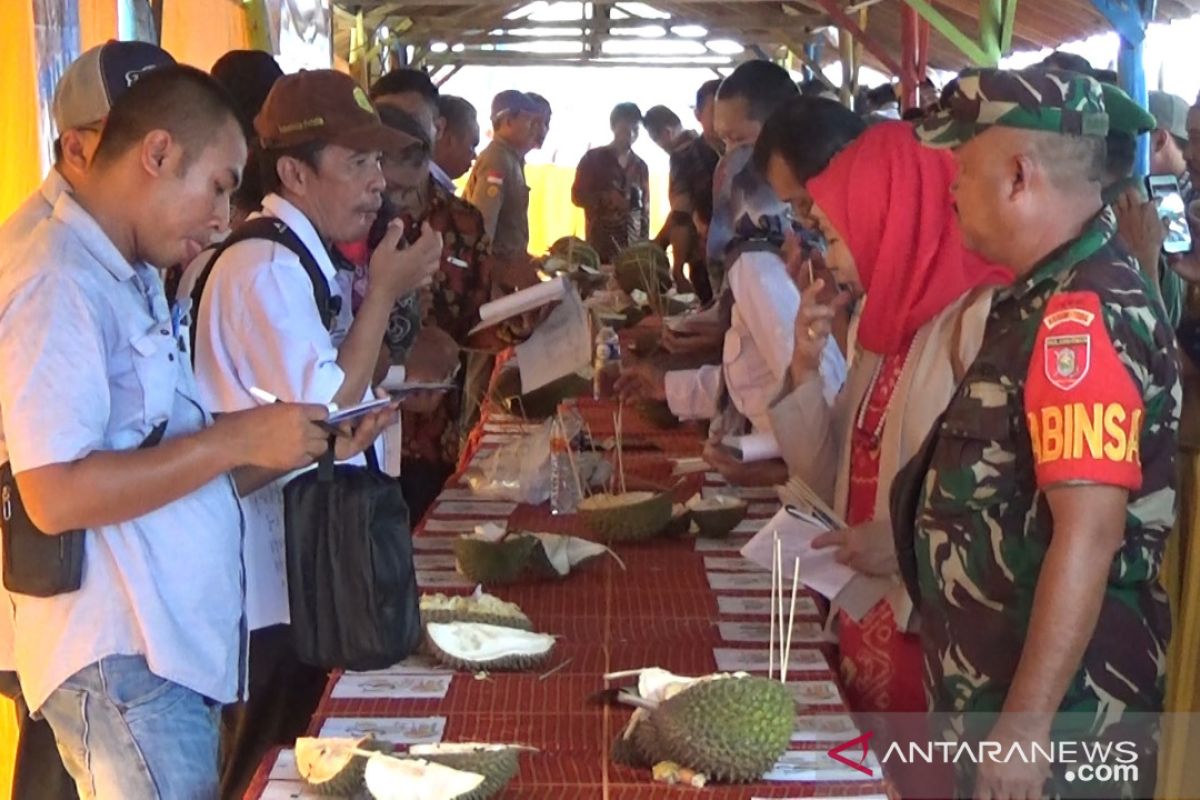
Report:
420,587,532,630
685,493,748,538
425,621,556,672
407,743,531,800
364,753,485,800
577,490,673,542
453,531,618,585
294,735,393,796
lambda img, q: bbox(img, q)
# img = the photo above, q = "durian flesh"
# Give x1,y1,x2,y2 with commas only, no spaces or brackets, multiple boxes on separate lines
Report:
364,754,484,800
294,736,390,795
420,589,532,630
425,622,555,672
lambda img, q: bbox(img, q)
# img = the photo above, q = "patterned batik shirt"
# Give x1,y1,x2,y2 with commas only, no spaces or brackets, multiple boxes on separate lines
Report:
572,144,650,262
913,208,1180,731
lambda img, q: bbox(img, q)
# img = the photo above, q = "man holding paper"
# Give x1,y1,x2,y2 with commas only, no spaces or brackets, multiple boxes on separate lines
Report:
190,70,442,797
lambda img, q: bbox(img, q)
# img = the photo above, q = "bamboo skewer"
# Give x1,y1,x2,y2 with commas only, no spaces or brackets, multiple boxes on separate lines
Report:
772,532,782,681
782,557,801,683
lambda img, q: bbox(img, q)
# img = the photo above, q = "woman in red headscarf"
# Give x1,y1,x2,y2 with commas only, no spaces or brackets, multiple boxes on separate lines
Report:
761,121,1012,718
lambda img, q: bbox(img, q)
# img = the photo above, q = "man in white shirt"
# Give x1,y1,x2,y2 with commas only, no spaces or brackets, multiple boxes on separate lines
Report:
0,39,174,800
0,65,346,800
191,68,442,797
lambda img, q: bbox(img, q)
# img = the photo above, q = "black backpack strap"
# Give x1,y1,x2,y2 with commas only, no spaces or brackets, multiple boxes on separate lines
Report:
189,217,340,355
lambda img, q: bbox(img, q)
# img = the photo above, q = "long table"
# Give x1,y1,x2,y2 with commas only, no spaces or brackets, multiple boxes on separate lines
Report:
246,381,892,799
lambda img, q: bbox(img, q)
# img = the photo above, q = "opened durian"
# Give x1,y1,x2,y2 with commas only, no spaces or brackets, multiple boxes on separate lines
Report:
578,491,672,542
294,735,392,796
686,494,748,538
364,753,484,800
455,532,615,585
425,622,555,672
650,675,793,782
614,242,671,296
407,743,522,800
663,503,691,537
420,588,532,630
549,236,602,271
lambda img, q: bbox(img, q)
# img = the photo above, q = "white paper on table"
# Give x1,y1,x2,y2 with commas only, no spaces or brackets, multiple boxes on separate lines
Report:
788,680,844,705
702,485,780,501
671,457,709,476
261,780,323,799
792,714,859,742
704,471,727,484
712,647,828,673
694,535,753,553
718,620,823,644
741,507,856,602
707,571,775,591
319,716,447,743
720,431,782,462
718,595,818,617
471,275,569,333
413,536,457,552
268,749,299,781
331,673,453,700
748,502,780,516
514,287,592,393
733,518,765,533
422,518,485,533
762,749,882,783
704,555,766,572
416,571,475,589
346,655,451,676
433,501,517,517
435,487,481,500
414,553,458,570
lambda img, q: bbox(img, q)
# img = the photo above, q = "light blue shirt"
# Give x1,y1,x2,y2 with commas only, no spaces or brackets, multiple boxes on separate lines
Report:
0,192,246,710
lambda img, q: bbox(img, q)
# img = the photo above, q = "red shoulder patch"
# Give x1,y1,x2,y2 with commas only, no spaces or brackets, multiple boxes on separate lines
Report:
1024,292,1144,490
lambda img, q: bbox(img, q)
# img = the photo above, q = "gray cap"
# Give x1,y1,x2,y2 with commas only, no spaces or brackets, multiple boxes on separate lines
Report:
1149,90,1189,141
52,40,175,132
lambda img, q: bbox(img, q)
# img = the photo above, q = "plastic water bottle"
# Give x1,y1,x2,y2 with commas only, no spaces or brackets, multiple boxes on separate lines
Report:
549,423,580,515
593,325,621,400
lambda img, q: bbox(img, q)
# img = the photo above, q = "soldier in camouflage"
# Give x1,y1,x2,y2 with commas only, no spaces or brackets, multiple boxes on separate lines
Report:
905,68,1181,799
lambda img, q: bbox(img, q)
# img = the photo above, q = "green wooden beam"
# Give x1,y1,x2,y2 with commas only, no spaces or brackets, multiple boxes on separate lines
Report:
1000,0,1019,54
900,0,992,66
979,0,1003,64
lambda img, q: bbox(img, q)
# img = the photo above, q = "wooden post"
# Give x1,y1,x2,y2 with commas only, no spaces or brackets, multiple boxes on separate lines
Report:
839,27,855,108
243,0,273,53
900,4,919,109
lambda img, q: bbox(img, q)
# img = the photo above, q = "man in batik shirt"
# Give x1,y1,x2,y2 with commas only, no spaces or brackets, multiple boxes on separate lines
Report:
572,102,650,262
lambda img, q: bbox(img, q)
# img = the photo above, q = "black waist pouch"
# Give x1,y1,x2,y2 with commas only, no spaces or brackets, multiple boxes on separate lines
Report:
1,421,166,597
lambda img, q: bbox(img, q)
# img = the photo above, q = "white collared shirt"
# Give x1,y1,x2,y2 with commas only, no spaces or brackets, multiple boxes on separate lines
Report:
192,193,373,631
0,170,74,674
429,161,457,194
0,193,245,710
664,249,846,433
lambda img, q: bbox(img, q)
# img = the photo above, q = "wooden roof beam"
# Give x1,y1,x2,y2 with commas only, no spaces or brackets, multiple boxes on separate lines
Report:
806,0,905,77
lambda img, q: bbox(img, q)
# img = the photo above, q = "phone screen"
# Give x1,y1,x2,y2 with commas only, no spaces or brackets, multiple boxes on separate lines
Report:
1147,175,1193,255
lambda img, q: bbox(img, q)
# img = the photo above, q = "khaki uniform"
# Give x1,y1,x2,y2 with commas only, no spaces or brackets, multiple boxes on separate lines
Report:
464,138,529,262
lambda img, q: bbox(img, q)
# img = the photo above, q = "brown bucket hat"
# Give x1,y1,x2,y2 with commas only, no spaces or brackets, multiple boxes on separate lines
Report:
254,69,418,154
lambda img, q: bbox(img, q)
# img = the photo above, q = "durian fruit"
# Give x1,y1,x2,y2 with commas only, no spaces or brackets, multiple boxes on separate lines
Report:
295,735,392,796
614,242,671,296
549,236,602,271
364,753,484,800
420,588,532,630
494,369,592,419
578,491,672,543
650,675,794,782
663,504,691,537
425,622,555,672
527,532,620,576
453,535,542,585
686,494,748,538
407,743,522,800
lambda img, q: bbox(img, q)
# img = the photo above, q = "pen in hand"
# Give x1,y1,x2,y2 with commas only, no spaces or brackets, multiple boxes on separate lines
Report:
249,386,346,439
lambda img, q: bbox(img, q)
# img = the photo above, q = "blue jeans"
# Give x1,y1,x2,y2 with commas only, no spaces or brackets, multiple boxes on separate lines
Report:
38,655,220,800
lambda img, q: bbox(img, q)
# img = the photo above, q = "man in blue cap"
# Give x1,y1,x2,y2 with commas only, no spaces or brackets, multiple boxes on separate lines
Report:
464,89,539,270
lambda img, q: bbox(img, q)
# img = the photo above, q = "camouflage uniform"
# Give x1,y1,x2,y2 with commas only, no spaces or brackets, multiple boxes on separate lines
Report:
909,70,1181,797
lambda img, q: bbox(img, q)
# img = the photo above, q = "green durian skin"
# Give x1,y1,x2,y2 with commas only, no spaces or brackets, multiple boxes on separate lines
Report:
578,492,672,543
453,537,541,585
650,677,794,783
613,243,671,296
420,608,533,631
690,504,748,539
549,236,601,271
412,750,519,800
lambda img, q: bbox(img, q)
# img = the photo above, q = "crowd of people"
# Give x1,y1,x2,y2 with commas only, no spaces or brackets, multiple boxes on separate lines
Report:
0,33,1195,800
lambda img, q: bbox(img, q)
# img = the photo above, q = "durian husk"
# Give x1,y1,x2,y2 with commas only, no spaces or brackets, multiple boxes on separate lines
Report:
687,497,748,539
494,369,592,419
650,676,794,783
549,236,601,271
295,736,393,796
453,536,542,586
614,242,671,296
407,746,520,800
425,622,556,673
577,491,672,543
420,608,533,631
662,504,691,537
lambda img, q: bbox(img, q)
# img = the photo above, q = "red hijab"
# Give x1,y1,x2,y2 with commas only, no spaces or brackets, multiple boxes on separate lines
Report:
806,121,1012,355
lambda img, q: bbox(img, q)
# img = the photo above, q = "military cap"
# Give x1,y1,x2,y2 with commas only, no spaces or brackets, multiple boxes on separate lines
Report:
1102,83,1156,137
916,67,1109,148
